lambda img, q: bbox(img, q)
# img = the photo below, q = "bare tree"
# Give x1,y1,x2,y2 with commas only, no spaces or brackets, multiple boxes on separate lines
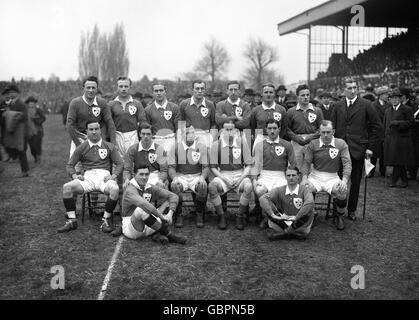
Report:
78,23,129,81
194,37,230,86
243,38,281,89
105,23,129,81
78,24,101,79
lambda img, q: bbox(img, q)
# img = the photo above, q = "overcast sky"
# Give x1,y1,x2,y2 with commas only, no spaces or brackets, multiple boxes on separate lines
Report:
0,0,325,85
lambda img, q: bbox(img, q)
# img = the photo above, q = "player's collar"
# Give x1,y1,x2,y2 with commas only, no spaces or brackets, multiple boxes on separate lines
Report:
266,137,280,144
296,103,315,111
190,96,206,107
227,97,240,106
138,142,156,152
130,178,152,191
285,184,300,195
88,138,103,148
262,102,276,110
82,95,98,106
114,96,133,103
155,100,168,109
319,137,336,148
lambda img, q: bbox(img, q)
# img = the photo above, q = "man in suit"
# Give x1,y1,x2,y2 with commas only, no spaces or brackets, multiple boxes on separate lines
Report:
276,85,288,107
331,78,382,221
317,91,334,121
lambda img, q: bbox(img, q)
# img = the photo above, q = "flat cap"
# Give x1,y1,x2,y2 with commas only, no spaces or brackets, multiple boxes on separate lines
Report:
375,86,389,96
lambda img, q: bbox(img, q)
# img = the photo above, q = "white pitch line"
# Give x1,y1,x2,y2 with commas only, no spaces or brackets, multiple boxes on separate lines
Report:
97,236,124,300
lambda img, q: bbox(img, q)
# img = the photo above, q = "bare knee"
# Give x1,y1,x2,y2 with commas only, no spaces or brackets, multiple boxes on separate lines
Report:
108,181,119,199
63,182,74,197
170,181,182,195
196,181,207,196
243,182,253,195
255,185,267,199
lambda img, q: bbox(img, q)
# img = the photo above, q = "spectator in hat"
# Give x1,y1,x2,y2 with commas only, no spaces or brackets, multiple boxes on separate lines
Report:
25,96,46,163
370,86,391,177
384,88,415,187
276,85,288,106
313,88,324,106
141,93,154,107
317,91,334,121
243,88,256,109
254,91,262,106
400,87,415,109
362,85,376,102
0,84,30,177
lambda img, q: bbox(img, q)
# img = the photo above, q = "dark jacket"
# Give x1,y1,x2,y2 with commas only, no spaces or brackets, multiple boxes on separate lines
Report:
383,104,415,166
331,96,382,160
317,103,335,121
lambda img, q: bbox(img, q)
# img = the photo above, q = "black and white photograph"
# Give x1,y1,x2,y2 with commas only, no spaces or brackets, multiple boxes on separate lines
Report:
0,0,418,305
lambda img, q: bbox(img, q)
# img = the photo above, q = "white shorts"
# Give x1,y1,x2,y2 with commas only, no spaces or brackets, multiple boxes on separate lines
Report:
122,212,161,240
212,170,248,194
77,169,114,193
308,169,341,195
195,130,213,148
176,173,201,192
252,134,266,153
257,170,287,192
153,134,175,151
116,130,138,156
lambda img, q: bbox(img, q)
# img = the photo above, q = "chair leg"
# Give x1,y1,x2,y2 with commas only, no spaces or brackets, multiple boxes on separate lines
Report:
325,194,332,219
87,193,94,217
82,193,86,224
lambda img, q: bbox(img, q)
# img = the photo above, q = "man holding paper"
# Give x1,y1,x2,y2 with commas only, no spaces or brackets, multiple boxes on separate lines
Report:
259,166,315,240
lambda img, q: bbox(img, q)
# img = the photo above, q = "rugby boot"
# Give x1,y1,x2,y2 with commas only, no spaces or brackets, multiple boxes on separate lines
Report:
259,216,268,230
195,200,206,228
57,219,78,233
235,215,244,230
111,225,122,237
267,230,289,241
174,212,184,228
196,211,204,228
151,233,169,245
174,202,183,228
167,232,187,245
235,205,247,230
347,211,357,221
100,217,114,233
336,214,345,230
218,214,227,230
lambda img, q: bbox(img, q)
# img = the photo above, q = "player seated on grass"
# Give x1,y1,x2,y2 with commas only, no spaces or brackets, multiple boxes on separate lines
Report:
58,120,123,234
300,120,352,231
114,165,187,245
259,166,315,240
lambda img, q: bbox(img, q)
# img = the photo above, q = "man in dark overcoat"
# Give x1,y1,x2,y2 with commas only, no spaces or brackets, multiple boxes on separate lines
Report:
383,88,415,188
